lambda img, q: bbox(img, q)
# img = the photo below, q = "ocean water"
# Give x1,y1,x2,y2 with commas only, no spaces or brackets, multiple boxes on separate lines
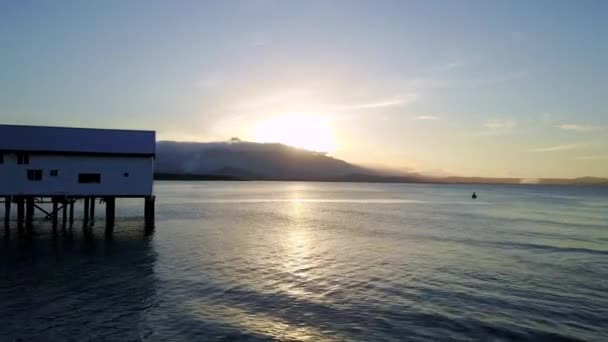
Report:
1,181,607,341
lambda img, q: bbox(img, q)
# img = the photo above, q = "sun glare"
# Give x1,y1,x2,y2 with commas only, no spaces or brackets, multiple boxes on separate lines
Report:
252,114,335,153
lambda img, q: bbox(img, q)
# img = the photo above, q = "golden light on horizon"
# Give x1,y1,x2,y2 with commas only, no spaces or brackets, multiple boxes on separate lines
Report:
252,114,335,153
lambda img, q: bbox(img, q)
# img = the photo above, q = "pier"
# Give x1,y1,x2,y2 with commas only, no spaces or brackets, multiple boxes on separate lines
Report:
0,124,156,233
2,195,155,232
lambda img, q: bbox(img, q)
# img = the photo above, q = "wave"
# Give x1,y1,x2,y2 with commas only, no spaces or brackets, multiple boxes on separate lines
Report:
417,234,608,256
178,198,492,205
447,211,608,230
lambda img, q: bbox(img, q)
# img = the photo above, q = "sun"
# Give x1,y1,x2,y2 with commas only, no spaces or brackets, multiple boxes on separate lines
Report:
252,114,335,153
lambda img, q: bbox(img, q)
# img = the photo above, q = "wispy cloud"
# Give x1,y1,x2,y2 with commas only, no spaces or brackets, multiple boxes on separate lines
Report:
471,119,516,136
431,61,464,73
415,115,438,120
234,88,315,110
575,155,608,160
464,70,528,88
529,143,581,152
556,124,603,132
334,94,418,112
484,119,516,129
443,61,463,70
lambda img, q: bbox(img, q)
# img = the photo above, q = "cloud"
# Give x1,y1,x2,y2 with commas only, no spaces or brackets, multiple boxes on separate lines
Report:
529,143,581,152
556,124,602,132
483,119,516,129
471,119,517,136
431,61,464,73
415,115,438,120
334,94,418,111
442,61,463,70
575,155,608,160
464,70,528,88
234,88,315,110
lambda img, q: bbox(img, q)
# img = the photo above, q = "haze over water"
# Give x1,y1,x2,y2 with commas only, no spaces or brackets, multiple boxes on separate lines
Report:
1,181,607,341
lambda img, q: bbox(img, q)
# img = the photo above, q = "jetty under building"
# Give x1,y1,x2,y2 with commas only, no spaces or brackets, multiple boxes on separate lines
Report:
0,124,156,230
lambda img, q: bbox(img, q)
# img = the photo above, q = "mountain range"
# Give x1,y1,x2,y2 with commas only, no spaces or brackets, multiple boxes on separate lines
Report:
155,140,608,185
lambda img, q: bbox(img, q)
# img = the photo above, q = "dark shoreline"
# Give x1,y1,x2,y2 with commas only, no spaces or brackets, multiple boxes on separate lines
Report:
154,173,608,186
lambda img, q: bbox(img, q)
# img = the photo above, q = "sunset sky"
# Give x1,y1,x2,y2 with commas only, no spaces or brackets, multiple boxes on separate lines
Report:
1,0,606,178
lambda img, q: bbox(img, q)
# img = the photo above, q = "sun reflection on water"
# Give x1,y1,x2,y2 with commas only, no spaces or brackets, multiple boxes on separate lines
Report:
185,300,336,341
181,197,336,341
279,199,319,299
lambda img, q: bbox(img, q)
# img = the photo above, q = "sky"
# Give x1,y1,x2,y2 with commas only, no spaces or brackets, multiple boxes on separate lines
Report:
1,0,607,178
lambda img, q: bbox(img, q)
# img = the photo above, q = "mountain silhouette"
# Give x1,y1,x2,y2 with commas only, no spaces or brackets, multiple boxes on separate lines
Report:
155,140,391,180
155,140,608,184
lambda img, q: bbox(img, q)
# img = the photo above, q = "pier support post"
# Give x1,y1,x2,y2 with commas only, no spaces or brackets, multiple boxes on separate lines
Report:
4,196,10,228
105,197,116,231
144,196,155,228
16,197,24,228
89,197,96,226
83,198,90,226
25,197,34,227
62,200,67,228
69,200,74,226
52,198,58,230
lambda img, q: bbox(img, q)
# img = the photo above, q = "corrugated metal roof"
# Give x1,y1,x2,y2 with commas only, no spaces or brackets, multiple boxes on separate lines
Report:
0,124,155,155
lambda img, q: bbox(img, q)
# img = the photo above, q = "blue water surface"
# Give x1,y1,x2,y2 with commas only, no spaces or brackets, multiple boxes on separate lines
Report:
1,182,607,341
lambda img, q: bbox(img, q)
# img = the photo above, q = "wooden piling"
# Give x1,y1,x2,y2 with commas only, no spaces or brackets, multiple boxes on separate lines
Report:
105,197,116,231
144,196,155,227
5,195,155,231
25,197,35,227
69,200,74,226
83,197,90,226
89,197,96,225
16,197,24,228
62,200,67,228
4,196,11,228
52,198,58,230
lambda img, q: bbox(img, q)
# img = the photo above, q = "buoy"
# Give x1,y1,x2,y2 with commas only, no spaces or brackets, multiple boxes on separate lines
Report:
472,192,477,199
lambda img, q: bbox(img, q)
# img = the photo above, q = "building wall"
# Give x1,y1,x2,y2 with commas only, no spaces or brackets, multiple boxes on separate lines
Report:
0,153,154,196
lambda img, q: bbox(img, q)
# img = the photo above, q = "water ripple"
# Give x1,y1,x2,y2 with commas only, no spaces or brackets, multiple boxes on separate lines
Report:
1,182,607,341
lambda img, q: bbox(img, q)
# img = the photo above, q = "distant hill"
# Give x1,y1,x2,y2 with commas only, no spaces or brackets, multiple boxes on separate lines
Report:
154,140,608,185
425,176,607,185
537,177,608,185
155,140,392,180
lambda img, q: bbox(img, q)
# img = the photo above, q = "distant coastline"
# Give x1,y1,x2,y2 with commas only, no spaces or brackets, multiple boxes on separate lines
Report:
154,173,608,186
154,173,242,181
154,140,607,186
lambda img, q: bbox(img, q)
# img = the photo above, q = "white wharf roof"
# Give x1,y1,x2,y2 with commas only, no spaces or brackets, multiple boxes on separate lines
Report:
0,124,155,155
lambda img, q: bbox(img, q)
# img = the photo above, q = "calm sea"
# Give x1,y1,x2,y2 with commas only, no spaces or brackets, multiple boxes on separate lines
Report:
1,181,607,341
